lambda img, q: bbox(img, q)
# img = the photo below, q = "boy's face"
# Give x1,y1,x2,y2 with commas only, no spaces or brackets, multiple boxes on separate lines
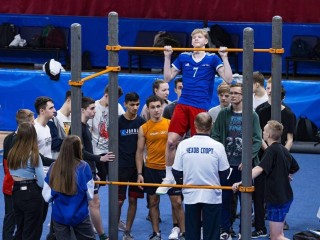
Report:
191,33,208,48
155,83,169,100
174,82,183,99
41,101,56,120
125,100,140,116
218,91,231,107
230,87,242,105
263,124,270,141
266,82,272,98
147,101,163,119
82,103,96,119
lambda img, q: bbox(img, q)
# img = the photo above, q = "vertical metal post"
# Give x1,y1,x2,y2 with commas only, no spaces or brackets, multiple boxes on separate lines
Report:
108,12,119,240
271,16,283,122
241,27,254,240
70,23,82,138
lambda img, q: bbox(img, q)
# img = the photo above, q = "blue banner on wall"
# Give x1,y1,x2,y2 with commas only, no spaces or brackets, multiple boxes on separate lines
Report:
0,69,319,131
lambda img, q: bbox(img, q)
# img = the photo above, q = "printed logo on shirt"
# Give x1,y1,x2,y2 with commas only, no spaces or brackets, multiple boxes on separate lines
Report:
45,137,52,146
184,63,190,67
63,122,71,135
186,147,213,154
149,131,167,136
120,128,139,136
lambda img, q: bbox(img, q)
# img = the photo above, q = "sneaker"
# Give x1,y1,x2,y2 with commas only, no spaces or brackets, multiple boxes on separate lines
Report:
168,226,180,239
99,233,109,240
122,230,134,240
118,220,126,231
178,232,185,240
156,178,176,195
9,34,21,47
229,227,237,238
252,229,268,238
146,214,162,223
220,232,232,240
283,221,289,230
46,233,56,240
149,232,162,240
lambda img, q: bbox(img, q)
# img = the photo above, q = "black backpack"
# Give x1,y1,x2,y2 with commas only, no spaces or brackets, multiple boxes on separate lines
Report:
0,23,15,47
209,24,234,48
153,31,181,48
82,51,92,70
295,116,320,142
313,40,320,58
45,28,66,48
290,38,313,57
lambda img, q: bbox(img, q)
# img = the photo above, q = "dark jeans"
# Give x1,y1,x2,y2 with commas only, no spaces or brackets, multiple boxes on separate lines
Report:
253,173,266,230
3,194,15,240
12,181,43,240
53,216,95,240
185,203,221,240
220,167,242,233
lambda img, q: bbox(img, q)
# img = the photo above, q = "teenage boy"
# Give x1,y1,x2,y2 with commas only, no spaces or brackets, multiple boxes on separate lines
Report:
157,28,233,195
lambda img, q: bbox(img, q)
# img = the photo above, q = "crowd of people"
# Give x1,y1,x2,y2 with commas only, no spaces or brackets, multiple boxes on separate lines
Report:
2,28,299,240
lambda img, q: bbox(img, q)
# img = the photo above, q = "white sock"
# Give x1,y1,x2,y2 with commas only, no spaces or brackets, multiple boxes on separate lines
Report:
166,166,173,179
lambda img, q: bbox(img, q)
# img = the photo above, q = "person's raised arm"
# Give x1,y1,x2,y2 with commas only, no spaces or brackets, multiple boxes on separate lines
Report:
135,126,146,189
217,46,233,84
164,46,179,83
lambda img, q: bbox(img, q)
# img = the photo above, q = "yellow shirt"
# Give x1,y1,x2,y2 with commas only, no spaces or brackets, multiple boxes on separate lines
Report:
142,118,170,170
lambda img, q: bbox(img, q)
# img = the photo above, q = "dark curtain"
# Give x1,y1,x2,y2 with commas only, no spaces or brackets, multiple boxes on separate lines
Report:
0,0,319,23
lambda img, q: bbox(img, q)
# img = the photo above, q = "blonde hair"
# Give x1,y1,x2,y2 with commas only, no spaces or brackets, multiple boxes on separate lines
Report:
267,120,283,141
8,122,39,170
16,109,34,125
191,29,208,39
267,77,272,84
217,82,230,95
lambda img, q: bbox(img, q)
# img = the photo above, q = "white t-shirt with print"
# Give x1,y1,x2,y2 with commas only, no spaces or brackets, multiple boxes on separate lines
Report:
56,110,71,135
173,134,230,205
34,120,52,173
88,101,124,155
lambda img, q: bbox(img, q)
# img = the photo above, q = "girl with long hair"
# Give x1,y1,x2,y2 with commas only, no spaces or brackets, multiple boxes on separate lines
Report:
42,135,95,240
8,122,45,240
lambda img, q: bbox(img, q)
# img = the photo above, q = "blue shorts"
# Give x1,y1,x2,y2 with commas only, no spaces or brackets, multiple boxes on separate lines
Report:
266,200,292,222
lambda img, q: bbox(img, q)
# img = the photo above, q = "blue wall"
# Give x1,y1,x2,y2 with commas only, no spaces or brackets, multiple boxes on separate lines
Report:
1,14,320,75
0,69,319,131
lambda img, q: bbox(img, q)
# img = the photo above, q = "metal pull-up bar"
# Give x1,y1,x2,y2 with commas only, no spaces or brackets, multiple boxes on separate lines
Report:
106,45,285,54
95,181,255,193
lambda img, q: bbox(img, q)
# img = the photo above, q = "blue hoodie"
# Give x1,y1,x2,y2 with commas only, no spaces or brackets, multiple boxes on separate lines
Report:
42,160,94,226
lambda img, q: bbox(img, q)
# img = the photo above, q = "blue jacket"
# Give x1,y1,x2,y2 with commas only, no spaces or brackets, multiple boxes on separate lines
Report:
42,160,94,226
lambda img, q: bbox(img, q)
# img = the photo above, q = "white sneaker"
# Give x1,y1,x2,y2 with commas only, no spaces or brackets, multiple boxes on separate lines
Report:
118,220,126,231
168,226,180,239
9,34,21,47
122,230,134,240
156,178,176,195
220,232,231,240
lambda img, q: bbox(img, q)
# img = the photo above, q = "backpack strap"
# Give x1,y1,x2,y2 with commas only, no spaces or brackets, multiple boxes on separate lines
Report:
304,117,314,141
